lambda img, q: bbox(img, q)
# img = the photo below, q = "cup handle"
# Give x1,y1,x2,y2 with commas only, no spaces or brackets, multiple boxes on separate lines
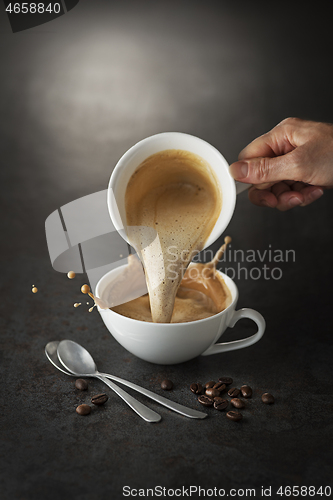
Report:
201,308,266,356
236,181,251,195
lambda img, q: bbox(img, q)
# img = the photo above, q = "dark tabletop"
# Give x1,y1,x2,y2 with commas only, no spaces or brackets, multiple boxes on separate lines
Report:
1,2,333,499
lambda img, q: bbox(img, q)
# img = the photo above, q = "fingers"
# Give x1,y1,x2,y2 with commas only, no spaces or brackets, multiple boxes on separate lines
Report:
248,187,278,208
271,181,292,198
233,118,333,188
298,185,324,206
238,118,297,161
274,191,304,211
232,118,312,186
252,182,275,191
238,135,278,160
233,118,330,210
249,184,303,211
248,184,324,211
278,181,324,206
230,150,300,185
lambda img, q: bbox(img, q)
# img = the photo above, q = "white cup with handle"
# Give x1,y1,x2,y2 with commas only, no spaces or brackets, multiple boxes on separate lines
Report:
107,132,249,248
95,265,265,365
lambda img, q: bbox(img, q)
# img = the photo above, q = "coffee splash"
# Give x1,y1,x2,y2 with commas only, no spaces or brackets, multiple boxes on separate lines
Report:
111,238,232,323
125,149,222,323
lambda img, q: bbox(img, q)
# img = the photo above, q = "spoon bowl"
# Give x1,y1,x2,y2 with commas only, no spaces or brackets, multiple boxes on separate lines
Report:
57,340,96,376
45,341,72,375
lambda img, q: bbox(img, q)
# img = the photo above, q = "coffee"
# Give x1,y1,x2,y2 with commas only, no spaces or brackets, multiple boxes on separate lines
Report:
214,399,228,411
198,395,214,407
228,387,240,398
218,377,233,385
226,410,243,422
75,379,88,391
190,383,203,394
231,398,245,409
124,149,222,323
205,387,221,398
76,404,91,416
91,393,108,406
111,255,232,323
240,385,253,398
189,377,275,420
160,379,173,390
262,393,275,404
213,382,226,392
204,381,216,389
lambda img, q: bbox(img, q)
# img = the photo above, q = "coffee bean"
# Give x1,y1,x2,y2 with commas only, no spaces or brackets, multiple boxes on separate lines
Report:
226,410,242,421
228,387,240,397
205,388,220,398
198,395,213,406
91,393,108,406
75,379,88,391
213,382,226,392
204,381,215,389
240,385,252,398
214,399,228,411
76,404,91,415
231,398,245,409
161,379,173,390
262,393,275,404
218,376,233,385
190,383,202,394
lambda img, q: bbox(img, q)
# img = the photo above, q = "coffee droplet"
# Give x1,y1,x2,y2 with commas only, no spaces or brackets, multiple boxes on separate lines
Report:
88,306,94,313
67,271,76,279
74,302,81,308
81,284,90,294
32,287,38,293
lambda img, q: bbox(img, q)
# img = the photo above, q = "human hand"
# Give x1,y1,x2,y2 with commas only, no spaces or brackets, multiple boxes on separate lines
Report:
229,118,333,210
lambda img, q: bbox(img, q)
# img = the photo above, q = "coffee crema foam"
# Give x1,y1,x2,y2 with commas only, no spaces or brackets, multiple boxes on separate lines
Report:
111,256,232,323
124,149,222,323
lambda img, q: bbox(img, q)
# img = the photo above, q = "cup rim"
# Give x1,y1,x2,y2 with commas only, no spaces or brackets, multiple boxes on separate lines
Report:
107,132,236,250
95,264,238,327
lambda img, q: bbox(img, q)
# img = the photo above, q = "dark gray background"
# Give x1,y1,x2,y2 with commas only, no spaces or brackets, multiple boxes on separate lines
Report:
1,1,332,499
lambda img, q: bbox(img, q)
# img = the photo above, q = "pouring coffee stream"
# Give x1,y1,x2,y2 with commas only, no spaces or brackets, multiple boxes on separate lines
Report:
110,237,232,323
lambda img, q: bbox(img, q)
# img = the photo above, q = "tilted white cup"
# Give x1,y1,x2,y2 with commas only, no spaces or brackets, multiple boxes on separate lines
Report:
95,265,265,365
107,132,248,248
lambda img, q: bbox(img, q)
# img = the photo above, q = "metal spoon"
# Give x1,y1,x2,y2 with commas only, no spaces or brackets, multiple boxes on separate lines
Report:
48,340,207,419
46,341,161,423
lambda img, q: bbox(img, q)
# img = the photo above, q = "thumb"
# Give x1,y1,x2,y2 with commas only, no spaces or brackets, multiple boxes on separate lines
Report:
229,151,299,184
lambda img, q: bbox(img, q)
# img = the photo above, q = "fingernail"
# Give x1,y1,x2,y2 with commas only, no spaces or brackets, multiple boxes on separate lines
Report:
230,161,248,180
288,197,302,208
261,200,273,208
309,188,324,201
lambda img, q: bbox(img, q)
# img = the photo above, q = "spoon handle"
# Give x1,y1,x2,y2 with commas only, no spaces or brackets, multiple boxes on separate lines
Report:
96,375,161,423
99,373,207,419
